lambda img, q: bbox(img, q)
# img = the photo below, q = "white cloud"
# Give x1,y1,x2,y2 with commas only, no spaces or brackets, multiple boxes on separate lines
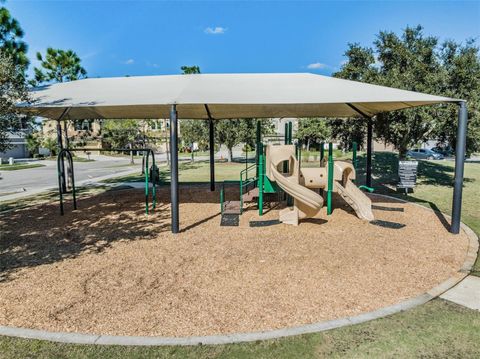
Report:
124,59,134,65
204,26,227,35
307,62,328,70
146,61,160,68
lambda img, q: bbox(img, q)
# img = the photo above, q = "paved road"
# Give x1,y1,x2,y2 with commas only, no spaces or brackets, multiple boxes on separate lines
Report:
0,146,248,202
0,156,142,199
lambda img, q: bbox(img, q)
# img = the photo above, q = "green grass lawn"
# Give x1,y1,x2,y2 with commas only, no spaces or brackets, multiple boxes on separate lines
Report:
0,163,45,171
0,300,478,358
101,160,249,184
1,152,479,357
179,150,210,158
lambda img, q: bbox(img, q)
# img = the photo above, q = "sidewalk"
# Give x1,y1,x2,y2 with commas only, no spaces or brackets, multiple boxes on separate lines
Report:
440,275,480,310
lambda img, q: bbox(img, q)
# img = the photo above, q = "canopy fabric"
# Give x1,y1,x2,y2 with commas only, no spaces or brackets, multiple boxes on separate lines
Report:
19,73,459,120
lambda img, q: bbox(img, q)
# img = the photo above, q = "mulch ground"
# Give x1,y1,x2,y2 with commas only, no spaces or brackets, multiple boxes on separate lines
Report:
0,185,469,337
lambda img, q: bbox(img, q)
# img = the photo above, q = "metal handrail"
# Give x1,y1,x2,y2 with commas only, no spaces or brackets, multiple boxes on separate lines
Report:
240,163,257,180
143,149,157,214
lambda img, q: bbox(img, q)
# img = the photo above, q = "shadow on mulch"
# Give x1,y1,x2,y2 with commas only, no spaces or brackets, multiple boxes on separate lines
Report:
0,189,174,283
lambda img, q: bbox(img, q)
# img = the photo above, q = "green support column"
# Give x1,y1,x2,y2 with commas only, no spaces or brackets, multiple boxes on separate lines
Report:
288,121,293,144
283,123,288,174
327,143,333,215
319,142,325,196
258,143,264,216
145,153,149,215
256,120,261,177
352,141,358,176
287,121,294,206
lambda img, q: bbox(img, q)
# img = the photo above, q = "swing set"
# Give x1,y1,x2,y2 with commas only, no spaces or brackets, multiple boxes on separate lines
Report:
57,148,157,215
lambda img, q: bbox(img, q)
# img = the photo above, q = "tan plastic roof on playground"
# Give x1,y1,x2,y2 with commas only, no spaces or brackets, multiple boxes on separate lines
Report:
20,73,459,120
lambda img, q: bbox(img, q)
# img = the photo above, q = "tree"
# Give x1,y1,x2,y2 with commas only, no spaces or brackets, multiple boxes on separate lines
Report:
296,118,331,151
328,118,368,150
215,118,274,162
102,119,141,163
371,26,443,158
179,65,207,155
25,132,41,155
0,6,28,69
434,39,480,156
180,119,209,151
33,47,89,150
180,65,201,74
0,51,29,153
330,43,375,150
41,137,57,156
335,25,480,158
33,48,87,84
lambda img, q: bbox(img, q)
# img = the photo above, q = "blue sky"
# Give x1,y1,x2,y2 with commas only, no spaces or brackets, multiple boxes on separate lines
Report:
7,0,480,79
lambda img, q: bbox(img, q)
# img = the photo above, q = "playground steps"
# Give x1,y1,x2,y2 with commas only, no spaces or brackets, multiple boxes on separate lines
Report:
223,200,242,215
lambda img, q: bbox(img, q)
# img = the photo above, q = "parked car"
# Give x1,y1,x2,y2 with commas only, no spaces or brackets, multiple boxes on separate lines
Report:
431,146,454,157
407,148,444,160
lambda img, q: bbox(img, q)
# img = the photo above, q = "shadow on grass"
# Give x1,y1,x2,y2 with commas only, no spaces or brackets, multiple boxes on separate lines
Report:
353,152,463,232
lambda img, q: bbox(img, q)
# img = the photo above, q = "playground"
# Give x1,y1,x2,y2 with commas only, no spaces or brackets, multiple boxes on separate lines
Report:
0,183,471,337
1,73,476,345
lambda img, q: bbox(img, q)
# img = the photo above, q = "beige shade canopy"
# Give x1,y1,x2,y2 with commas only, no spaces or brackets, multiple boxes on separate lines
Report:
20,73,459,120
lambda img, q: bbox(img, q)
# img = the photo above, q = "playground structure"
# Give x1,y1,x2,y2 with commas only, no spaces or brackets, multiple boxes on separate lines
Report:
20,73,469,235
221,121,374,226
56,148,157,215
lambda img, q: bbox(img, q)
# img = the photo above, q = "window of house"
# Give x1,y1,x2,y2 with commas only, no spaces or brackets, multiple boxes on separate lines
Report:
74,120,93,131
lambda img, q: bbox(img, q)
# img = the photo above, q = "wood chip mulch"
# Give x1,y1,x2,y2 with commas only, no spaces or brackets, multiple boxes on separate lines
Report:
0,185,469,337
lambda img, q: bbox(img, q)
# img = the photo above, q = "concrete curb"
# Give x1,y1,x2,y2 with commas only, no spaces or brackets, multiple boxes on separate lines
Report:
0,194,478,346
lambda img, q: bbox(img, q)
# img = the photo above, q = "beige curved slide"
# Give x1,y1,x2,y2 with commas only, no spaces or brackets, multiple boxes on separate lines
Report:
265,144,374,225
266,145,324,226
335,179,374,221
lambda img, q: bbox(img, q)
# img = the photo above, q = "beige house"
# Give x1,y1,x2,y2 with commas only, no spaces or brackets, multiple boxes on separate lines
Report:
42,119,170,154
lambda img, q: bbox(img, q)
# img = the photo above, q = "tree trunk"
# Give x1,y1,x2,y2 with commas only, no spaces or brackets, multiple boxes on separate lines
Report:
227,147,233,162
398,146,408,160
129,143,134,164
306,138,310,152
